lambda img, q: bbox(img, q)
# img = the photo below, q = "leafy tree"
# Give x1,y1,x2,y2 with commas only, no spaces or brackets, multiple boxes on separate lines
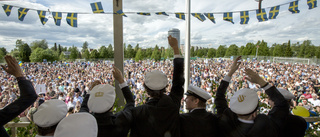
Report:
256,40,269,56
316,46,320,58
30,39,48,51
225,44,238,57
190,46,195,57
238,46,245,55
19,43,31,62
81,41,89,53
164,47,174,59
135,49,144,61
107,44,114,58
0,47,8,55
68,46,79,60
216,45,227,57
196,48,207,57
83,49,90,59
273,44,284,57
145,48,153,58
242,43,255,55
51,43,58,51
30,48,56,62
59,52,65,60
161,47,166,58
207,48,216,58
99,46,108,58
90,49,99,59
134,44,139,58
151,45,161,61
284,40,293,57
126,44,134,58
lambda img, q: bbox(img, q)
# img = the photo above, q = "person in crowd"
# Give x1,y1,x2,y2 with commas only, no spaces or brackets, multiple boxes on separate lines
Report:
27,101,39,122
33,99,68,137
79,66,134,137
180,85,219,137
215,56,289,137
53,113,97,137
122,36,184,137
0,55,37,137
273,88,307,137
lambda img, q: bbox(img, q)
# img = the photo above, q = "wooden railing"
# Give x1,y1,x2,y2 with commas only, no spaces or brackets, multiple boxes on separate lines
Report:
4,122,30,137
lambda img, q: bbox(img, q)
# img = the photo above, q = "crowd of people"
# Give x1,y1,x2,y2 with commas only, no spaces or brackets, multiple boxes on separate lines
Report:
0,37,317,136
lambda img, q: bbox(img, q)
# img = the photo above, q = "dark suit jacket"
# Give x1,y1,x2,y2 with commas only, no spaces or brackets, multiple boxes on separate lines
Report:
128,57,185,137
80,86,134,137
0,80,37,137
215,80,289,137
180,109,220,137
280,113,307,137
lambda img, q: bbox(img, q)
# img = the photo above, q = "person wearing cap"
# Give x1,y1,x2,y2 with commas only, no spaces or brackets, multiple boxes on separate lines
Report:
79,66,134,137
180,85,219,137
122,35,184,137
54,113,97,137
270,88,307,137
33,99,68,137
215,56,289,137
0,55,37,137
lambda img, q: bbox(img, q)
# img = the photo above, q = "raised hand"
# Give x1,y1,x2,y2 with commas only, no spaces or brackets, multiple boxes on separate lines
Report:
227,56,241,77
1,55,24,77
168,35,179,55
112,66,124,83
244,68,267,87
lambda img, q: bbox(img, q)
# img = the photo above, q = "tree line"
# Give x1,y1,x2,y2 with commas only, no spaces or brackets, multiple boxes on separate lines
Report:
1,39,320,62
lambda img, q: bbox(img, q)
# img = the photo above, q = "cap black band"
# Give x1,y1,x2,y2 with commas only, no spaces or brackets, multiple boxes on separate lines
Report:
186,91,207,102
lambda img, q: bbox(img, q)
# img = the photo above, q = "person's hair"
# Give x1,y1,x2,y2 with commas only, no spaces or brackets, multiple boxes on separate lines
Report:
37,124,58,136
189,96,206,108
143,84,166,99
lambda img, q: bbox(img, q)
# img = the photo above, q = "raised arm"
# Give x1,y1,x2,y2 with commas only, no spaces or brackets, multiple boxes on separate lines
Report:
113,66,134,110
244,68,289,128
0,55,37,126
215,56,241,116
168,35,185,107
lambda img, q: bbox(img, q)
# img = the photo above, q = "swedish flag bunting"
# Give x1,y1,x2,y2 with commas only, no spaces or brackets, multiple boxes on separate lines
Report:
307,0,317,9
175,13,185,20
269,6,280,19
155,12,169,16
289,1,300,13
223,12,234,24
90,2,104,13
204,13,215,24
256,9,268,22
66,13,77,27
137,12,151,16
115,9,127,17
37,10,48,25
52,12,62,26
2,5,13,16
191,13,206,22
18,8,29,21
240,11,249,24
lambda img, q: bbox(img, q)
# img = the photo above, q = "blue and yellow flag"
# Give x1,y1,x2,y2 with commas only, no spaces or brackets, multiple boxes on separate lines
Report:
307,0,317,9
52,12,62,26
66,13,77,27
240,11,249,24
115,9,127,17
18,8,29,21
156,12,169,16
191,13,206,22
137,12,151,16
223,12,234,24
175,13,185,20
269,6,280,19
289,1,300,14
204,13,215,24
37,10,48,25
256,9,268,22
2,5,13,16
90,2,104,13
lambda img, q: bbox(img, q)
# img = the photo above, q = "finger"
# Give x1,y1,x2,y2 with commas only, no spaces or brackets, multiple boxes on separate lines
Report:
1,65,7,71
244,76,252,82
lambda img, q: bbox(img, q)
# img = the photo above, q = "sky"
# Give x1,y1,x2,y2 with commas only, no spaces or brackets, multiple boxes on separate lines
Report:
0,0,319,52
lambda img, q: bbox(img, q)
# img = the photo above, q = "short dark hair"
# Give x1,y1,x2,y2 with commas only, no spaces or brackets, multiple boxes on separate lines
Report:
143,84,166,99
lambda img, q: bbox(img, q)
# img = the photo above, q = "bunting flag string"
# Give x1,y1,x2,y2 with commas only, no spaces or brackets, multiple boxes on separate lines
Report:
2,4,12,16
37,10,48,25
256,9,268,22
0,0,317,27
240,11,249,24
269,6,280,19
289,1,300,13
